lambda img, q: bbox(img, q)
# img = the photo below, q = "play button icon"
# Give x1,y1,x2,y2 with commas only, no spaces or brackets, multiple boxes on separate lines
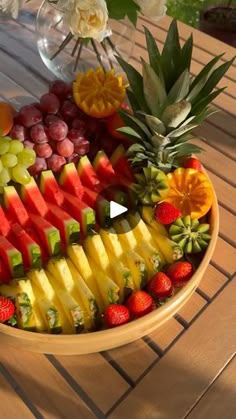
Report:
110,201,128,219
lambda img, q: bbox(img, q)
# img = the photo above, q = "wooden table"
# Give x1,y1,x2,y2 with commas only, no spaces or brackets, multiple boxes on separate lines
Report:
0,9,236,419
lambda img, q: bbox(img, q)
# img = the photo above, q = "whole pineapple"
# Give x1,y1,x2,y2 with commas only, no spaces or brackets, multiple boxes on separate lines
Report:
117,20,234,174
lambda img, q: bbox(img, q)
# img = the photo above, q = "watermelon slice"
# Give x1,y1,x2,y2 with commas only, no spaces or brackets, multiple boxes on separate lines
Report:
110,144,135,182
62,191,95,237
77,156,102,191
0,235,24,278
0,205,11,236
21,177,48,217
83,187,110,227
3,186,30,228
93,150,116,182
46,202,80,245
10,223,42,270
59,163,84,200
29,213,61,257
0,256,11,284
40,170,64,206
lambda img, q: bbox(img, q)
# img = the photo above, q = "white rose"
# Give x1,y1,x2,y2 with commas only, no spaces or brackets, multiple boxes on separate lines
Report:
65,0,109,42
135,0,167,21
0,0,23,18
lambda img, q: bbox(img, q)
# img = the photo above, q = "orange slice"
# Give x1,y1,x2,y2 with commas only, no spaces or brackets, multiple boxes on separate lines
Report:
0,102,14,136
165,167,213,219
73,67,127,119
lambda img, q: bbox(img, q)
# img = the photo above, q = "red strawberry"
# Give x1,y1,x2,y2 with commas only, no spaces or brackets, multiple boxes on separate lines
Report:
167,261,193,287
126,290,154,318
0,296,15,322
104,304,130,328
154,202,181,225
147,272,173,299
183,157,202,171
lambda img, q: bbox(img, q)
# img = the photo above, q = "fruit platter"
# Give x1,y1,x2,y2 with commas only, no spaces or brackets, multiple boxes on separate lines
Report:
0,21,230,355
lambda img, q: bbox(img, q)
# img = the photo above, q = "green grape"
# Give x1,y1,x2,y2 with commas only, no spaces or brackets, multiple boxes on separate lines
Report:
0,168,11,184
17,148,36,167
8,140,24,154
11,164,31,185
0,138,10,155
1,153,18,168
0,160,3,172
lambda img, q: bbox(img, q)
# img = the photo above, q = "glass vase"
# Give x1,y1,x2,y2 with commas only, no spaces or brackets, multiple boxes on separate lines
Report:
36,0,136,82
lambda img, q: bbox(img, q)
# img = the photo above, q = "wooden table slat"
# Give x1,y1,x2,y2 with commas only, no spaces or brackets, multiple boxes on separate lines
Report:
146,317,184,352
178,292,207,324
110,279,236,418
198,264,229,300
0,372,34,419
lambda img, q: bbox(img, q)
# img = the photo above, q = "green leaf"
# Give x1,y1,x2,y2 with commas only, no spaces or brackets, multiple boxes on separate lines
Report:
167,69,190,104
175,143,203,157
191,87,226,115
144,27,165,87
169,124,198,139
161,20,182,91
189,54,224,92
181,34,193,71
106,0,140,26
162,100,191,129
117,127,142,140
119,110,151,139
126,89,140,113
144,114,166,135
116,56,150,113
142,60,167,117
126,143,145,155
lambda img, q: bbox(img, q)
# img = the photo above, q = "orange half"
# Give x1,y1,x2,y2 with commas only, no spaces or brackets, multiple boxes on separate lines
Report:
73,67,127,119
165,167,213,219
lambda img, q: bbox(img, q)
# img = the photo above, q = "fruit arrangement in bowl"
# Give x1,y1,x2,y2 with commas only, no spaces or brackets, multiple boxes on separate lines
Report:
0,20,231,354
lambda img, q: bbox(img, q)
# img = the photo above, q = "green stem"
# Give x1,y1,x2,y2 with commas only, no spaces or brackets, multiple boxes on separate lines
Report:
91,39,106,72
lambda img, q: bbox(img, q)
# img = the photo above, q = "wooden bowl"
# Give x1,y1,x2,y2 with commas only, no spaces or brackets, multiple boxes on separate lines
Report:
0,186,219,355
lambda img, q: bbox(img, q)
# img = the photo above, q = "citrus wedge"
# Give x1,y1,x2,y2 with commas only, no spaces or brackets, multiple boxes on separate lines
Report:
0,102,14,136
165,168,213,219
73,67,127,118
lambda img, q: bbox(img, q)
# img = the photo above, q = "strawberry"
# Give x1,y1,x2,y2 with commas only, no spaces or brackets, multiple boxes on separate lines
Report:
126,290,154,318
183,157,202,171
154,202,181,225
104,304,130,328
0,296,15,322
147,272,173,299
167,261,193,287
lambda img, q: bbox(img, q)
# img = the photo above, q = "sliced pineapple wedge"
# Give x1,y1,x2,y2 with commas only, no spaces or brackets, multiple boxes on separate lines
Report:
46,271,84,333
15,292,37,331
140,206,168,237
47,258,93,330
147,225,183,263
32,284,62,334
88,258,120,308
27,269,73,334
113,219,138,249
15,278,47,332
83,234,111,274
100,227,147,291
67,244,103,312
67,259,101,329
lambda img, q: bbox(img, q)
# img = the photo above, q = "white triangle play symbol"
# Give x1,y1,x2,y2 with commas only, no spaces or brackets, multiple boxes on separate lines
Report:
110,201,128,219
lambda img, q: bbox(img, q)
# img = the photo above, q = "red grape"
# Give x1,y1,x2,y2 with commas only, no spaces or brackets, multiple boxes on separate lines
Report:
60,100,78,120
49,120,68,142
18,105,43,128
68,128,86,142
44,114,60,127
71,118,86,131
31,102,41,110
49,80,70,100
40,93,60,114
47,154,66,172
56,138,74,157
28,157,47,175
10,124,28,142
35,143,53,158
23,140,35,149
73,137,90,155
30,124,49,144
67,153,80,164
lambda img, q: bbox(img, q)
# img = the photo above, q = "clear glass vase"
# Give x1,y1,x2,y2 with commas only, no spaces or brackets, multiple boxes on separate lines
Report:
36,0,136,82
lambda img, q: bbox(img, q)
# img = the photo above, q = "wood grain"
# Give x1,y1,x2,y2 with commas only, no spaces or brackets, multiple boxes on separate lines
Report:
198,264,228,299
218,206,236,246
195,122,236,160
211,237,236,276
146,317,184,351
0,373,34,419
178,292,207,324
0,351,95,419
188,356,236,419
110,279,236,419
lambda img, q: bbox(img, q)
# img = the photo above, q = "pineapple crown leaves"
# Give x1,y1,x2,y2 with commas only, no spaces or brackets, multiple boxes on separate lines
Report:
117,19,235,172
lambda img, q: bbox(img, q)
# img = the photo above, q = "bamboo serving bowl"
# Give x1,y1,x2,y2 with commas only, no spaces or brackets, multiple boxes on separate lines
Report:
0,185,219,355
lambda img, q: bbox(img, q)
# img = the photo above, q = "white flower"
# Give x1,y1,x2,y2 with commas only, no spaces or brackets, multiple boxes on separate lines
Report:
65,0,109,42
135,0,167,21
0,0,23,18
